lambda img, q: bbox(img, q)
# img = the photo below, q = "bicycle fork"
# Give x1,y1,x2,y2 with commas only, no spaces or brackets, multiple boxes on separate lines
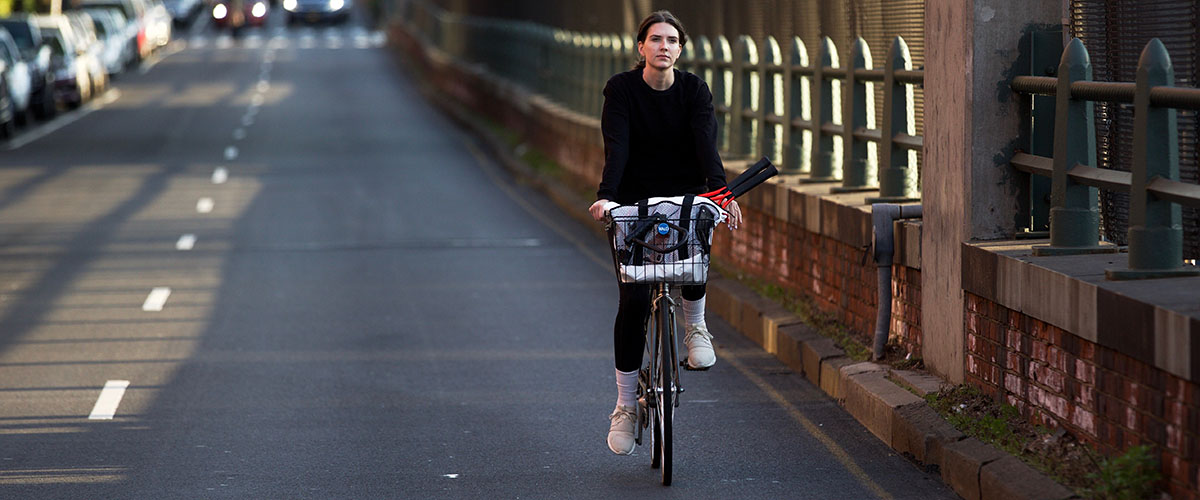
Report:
651,284,683,406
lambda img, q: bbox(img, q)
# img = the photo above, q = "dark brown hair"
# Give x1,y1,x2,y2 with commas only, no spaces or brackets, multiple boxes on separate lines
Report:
633,10,688,70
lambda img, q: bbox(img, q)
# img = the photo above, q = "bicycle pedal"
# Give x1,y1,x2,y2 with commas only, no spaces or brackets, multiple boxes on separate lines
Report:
681,358,712,371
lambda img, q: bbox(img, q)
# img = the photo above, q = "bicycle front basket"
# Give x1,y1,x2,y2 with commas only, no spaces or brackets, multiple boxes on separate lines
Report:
606,196,720,285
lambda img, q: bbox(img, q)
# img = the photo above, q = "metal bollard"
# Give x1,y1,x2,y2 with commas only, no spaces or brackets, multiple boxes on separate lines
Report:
1107,39,1200,279
1033,38,1114,256
834,37,876,193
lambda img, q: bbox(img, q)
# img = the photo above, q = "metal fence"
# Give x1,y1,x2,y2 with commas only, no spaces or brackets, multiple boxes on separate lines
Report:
1011,38,1200,279
401,0,923,201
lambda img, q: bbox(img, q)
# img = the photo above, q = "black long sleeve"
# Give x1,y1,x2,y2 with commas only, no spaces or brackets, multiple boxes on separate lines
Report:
597,69,727,204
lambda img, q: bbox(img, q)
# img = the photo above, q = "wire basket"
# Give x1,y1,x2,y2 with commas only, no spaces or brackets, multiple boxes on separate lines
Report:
605,197,722,285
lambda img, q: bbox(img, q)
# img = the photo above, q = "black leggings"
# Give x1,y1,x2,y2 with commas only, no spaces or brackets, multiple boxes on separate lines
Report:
613,282,706,372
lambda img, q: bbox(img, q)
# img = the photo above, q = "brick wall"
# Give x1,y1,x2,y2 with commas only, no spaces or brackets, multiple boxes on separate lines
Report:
708,190,925,358
892,264,922,358
966,292,1200,499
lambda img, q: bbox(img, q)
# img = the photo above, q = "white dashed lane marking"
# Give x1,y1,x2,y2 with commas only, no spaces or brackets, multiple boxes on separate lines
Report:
88,380,131,420
176,234,196,250
142,287,171,312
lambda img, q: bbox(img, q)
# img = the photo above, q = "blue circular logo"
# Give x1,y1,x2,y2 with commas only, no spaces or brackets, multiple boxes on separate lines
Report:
656,222,670,235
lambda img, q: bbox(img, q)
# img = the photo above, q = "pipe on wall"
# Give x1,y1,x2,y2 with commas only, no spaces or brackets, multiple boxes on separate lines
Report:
871,203,923,360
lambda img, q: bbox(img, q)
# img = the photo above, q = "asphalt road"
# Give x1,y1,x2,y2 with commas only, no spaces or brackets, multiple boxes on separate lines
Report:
0,8,958,500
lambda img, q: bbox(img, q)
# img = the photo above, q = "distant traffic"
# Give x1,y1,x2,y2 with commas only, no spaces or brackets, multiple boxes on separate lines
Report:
0,0,352,140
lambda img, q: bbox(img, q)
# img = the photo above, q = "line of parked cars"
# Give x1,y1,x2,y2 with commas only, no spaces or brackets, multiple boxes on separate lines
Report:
0,0,175,139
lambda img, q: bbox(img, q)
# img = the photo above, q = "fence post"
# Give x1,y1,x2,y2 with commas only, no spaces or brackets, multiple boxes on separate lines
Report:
759,36,783,165
575,33,588,113
835,37,875,192
588,33,602,116
619,35,633,72
805,36,840,183
713,36,733,153
732,35,758,158
784,36,810,175
869,36,921,202
1107,39,1200,279
603,34,621,100
1033,38,1114,255
694,36,714,95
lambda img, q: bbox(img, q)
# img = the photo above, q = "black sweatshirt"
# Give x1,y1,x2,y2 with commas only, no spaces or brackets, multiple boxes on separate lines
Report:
597,68,727,204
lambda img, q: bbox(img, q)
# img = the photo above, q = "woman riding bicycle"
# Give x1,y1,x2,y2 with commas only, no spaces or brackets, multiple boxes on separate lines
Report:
587,10,743,456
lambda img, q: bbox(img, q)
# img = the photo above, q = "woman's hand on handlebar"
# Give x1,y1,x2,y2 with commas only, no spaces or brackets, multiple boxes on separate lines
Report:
727,200,742,230
589,199,611,221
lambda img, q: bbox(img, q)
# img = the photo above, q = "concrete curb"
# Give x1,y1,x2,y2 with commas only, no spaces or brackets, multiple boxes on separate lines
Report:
702,277,1079,500
388,33,1080,500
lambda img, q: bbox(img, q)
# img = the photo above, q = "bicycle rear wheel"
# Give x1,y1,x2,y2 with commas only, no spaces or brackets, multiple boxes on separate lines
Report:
657,301,674,486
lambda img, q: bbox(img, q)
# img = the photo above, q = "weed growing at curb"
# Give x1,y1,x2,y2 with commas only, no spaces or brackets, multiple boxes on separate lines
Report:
715,263,872,361
1082,444,1162,500
926,385,1163,499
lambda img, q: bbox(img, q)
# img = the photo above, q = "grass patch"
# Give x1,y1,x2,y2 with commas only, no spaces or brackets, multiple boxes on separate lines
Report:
926,385,1163,499
715,262,872,361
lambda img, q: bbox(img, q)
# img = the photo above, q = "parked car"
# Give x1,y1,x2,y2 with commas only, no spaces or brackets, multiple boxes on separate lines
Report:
0,16,57,120
82,6,139,71
64,12,109,95
0,29,33,125
0,63,15,138
138,0,172,49
32,15,95,108
283,0,351,25
80,0,151,60
212,0,269,31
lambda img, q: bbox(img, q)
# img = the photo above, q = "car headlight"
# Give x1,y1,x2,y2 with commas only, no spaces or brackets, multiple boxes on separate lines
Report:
251,2,267,17
212,3,227,19
330,0,344,10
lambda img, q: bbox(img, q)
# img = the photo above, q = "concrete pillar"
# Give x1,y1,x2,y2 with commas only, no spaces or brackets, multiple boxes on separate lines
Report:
921,0,1061,383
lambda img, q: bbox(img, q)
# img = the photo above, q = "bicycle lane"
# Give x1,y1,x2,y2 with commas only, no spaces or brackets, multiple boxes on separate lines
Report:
460,136,957,499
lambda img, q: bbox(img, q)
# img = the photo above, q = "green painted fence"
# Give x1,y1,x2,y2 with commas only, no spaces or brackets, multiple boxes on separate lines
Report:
1011,38,1200,280
402,0,924,201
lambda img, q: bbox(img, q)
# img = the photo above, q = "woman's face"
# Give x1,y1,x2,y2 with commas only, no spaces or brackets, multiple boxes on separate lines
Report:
638,22,682,71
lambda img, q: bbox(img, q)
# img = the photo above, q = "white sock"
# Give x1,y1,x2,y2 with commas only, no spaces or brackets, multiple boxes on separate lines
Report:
615,368,638,409
682,296,706,328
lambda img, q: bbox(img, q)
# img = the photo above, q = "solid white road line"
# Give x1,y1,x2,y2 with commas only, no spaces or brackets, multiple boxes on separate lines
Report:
142,287,171,312
5,90,122,150
197,198,214,213
176,234,196,250
88,380,131,420
212,167,228,184
139,42,184,75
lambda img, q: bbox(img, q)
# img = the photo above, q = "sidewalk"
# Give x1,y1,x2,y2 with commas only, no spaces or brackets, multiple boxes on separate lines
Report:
389,31,1081,500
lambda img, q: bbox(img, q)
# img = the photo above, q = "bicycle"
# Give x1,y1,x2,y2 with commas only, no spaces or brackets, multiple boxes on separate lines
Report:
603,194,727,486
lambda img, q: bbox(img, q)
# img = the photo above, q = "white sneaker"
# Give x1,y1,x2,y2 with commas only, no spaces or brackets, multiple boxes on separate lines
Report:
685,324,716,369
607,405,637,455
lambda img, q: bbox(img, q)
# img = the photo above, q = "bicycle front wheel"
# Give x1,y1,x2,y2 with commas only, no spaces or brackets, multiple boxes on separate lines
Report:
657,302,674,486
